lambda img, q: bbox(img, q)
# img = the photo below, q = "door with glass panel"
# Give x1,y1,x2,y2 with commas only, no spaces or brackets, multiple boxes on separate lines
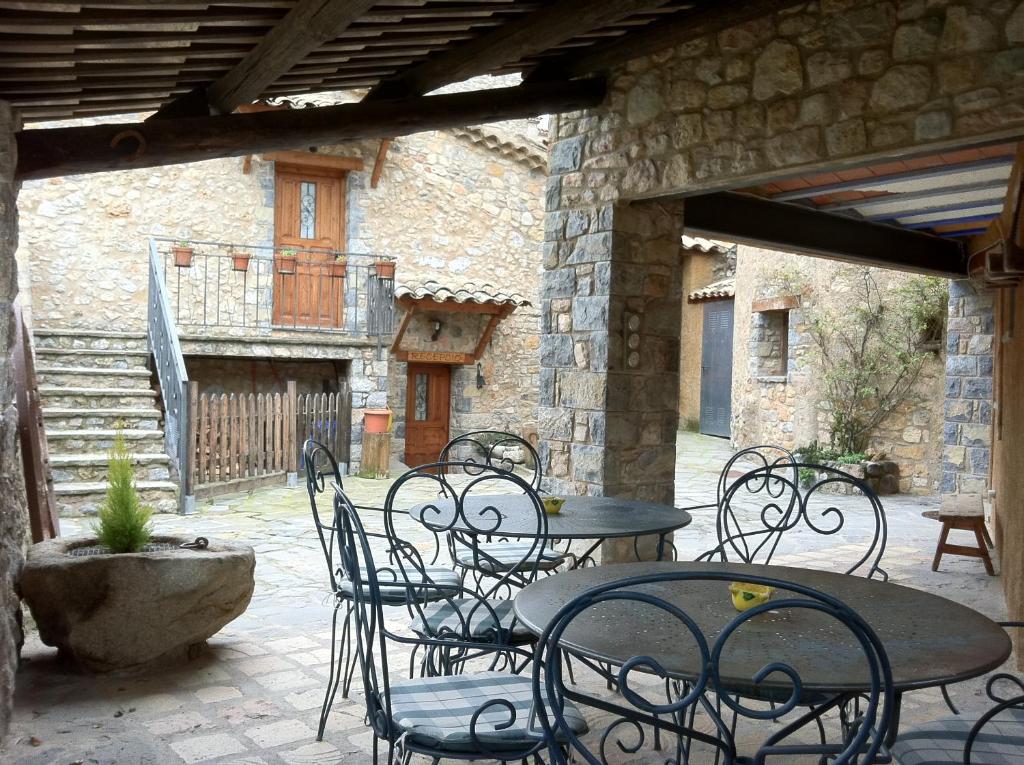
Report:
273,164,346,328
404,364,451,468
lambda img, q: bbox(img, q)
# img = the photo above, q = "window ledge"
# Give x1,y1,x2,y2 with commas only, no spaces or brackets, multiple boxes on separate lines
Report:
755,375,788,384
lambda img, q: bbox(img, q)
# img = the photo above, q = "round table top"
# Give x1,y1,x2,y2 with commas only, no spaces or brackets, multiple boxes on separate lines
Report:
408,494,691,540
514,561,1011,697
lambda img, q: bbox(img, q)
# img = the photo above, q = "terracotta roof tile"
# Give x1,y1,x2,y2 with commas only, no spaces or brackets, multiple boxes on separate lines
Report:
395,280,530,308
687,278,735,303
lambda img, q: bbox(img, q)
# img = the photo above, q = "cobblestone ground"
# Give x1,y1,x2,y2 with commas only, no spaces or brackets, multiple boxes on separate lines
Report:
0,432,1012,764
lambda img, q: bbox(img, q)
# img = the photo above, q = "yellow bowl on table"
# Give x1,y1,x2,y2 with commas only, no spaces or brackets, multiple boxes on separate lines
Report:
542,496,566,515
729,581,774,612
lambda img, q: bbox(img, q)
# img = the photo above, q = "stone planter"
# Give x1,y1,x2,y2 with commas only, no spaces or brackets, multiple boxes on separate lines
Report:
807,460,901,496
20,536,255,672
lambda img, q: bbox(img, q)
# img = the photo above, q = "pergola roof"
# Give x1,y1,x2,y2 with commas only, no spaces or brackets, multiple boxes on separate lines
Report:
0,0,762,123
742,143,1017,241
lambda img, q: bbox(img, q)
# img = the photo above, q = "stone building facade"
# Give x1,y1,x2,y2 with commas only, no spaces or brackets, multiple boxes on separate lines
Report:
16,106,546,477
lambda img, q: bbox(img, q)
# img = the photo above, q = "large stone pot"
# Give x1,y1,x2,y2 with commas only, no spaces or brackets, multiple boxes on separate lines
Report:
20,536,255,672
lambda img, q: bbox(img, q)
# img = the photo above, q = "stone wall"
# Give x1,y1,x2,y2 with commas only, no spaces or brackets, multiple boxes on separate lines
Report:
0,100,27,743
731,246,946,494
942,279,995,494
542,0,1024,497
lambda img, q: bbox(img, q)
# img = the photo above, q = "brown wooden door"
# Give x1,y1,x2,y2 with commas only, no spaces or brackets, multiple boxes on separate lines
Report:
405,364,451,468
273,164,346,328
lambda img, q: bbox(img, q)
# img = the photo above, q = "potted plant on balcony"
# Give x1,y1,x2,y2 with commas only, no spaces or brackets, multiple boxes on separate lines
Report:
330,254,348,278
374,255,396,279
277,248,298,274
19,430,255,672
172,241,194,268
231,250,251,272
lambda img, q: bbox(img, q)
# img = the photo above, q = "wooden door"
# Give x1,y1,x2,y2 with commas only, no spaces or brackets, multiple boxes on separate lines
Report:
273,164,346,328
700,299,734,438
405,364,451,467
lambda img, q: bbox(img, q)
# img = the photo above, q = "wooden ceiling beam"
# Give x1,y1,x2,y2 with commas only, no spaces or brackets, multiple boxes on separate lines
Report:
16,77,606,180
154,0,379,119
365,0,670,100
527,0,806,81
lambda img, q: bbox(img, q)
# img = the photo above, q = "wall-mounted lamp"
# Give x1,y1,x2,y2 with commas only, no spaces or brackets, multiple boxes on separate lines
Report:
476,363,486,389
430,319,444,342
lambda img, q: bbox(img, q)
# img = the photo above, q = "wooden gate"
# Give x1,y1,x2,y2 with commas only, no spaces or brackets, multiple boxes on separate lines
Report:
13,302,59,542
188,380,352,496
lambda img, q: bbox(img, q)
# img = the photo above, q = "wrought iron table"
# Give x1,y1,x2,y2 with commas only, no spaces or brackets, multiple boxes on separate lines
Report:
514,560,1012,742
409,495,692,567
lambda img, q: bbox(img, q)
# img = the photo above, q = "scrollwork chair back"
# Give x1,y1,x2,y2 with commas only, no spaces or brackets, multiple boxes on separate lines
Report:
704,462,888,580
531,570,894,765
437,430,542,491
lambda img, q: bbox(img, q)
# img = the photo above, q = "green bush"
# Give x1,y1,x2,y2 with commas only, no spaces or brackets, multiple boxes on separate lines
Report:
92,429,153,553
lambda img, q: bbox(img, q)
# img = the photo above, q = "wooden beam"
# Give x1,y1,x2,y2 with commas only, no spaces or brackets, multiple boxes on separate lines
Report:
365,0,668,100
154,0,378,118
16,78,606,181
262,150,364,171
473,304,516,360
684,192,968,278
527,0,806,82
371,139,392,189
390,304,416,355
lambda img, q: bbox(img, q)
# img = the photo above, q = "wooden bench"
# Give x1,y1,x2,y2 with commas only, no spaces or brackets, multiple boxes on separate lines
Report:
923,494,995,576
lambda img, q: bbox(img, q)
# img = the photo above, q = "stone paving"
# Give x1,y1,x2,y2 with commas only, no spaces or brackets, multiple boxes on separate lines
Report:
0,432,1014,764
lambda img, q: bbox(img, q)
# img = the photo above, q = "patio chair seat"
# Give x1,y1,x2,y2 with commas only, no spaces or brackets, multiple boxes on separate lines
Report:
389,671,587,753
339,565,461,603
411,597,532,642
455,542,567,573
891,708,1024,765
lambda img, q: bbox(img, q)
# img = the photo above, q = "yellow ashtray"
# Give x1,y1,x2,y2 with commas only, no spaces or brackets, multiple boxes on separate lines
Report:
542,496,566,515
729,582,774,612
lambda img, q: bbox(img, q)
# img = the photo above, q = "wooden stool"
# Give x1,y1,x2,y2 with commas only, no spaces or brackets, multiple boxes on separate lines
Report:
923,494,995,576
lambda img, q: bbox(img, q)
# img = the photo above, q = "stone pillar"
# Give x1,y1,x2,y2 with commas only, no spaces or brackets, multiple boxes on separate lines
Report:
539,189,683,562
942,280,995,495
0,100,27,743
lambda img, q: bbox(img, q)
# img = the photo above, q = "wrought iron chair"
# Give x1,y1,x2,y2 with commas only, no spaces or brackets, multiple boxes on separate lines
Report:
384,461,556,673
434,433,570,583
678,444,799,514
700,461,889,580
334,482,587,765
531,569,894,765
302,439,460,740
892,622,1024,765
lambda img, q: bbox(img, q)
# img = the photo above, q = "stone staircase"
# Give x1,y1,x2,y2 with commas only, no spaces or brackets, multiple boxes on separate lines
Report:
32,329,179,516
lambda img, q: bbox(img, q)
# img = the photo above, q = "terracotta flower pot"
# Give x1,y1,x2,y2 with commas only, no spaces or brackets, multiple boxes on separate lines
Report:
172,246,194,268
374,259,396,279
330,261,348,278
277,254,297,274
231,252,251,272
364,408,391,434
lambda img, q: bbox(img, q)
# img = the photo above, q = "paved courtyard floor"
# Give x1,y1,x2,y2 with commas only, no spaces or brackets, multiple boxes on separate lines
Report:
0,432,1013,764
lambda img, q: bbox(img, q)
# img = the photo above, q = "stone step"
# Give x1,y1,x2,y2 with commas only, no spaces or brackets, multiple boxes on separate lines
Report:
34,346,151,370
46,428,167,454
50,452,172,484
35,365,153,390
39,386,157,409
54,480,179,516
43,407,162,431
32,329,148,352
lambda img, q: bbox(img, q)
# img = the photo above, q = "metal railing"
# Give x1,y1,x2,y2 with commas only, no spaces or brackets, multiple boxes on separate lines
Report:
150,237,396,338
147,240,194,514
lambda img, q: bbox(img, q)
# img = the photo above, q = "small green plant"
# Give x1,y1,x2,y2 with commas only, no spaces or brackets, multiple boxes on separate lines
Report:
92,429,153,553
799,467,817,487
280,248,297,257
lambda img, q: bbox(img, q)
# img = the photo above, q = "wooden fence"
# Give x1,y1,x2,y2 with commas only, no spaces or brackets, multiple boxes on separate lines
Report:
188,380,351,495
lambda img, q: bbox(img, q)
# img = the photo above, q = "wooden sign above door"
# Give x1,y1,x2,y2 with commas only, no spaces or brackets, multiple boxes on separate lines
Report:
399,350,474,364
